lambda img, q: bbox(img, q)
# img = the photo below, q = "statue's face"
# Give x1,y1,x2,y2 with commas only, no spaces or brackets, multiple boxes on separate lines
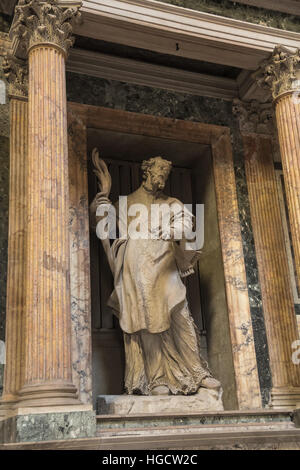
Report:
148,159,171,190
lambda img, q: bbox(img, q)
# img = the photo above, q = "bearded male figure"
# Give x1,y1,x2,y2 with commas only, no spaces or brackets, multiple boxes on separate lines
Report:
90,150,221,396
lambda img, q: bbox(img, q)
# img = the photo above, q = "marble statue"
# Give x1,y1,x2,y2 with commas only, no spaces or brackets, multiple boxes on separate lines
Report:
90,149,221,396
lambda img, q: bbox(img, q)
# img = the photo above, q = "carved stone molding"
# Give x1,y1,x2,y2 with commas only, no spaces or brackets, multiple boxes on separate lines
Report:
3,54,28,99
78,1,300,71
253,45,300,101
232,98,274,135
10,0,82,57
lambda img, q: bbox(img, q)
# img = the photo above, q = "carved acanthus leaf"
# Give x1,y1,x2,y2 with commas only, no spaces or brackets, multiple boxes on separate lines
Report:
232,98,274,135
253,45,300,100
3,54,28,98
10,0,82,56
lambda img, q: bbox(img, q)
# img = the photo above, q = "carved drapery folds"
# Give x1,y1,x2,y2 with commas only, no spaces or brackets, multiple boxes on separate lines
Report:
232,98,274,135
3,54,28,98
10,0,82,57
254,45,300,100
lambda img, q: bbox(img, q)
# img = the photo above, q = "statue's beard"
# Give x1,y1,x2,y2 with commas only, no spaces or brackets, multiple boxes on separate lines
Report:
143,173,168,193
150,175,166,190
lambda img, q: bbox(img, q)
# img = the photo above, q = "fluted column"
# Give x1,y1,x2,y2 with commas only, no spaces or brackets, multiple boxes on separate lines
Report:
10,0,82,407
276,93,300,283
254,47,300,407
234,98,300,407
0,56,28,412
255,46,300,292
234,99,300,408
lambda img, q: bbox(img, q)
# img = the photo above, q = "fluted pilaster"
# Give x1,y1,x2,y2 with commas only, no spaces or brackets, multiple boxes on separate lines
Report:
1,99,27,407
0,57,28,413
243,133,300,407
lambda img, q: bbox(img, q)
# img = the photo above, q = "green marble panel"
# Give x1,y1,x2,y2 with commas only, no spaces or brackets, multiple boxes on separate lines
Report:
0,410,96,443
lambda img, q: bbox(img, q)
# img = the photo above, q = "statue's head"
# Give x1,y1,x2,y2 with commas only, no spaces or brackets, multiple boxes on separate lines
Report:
141,156,172,192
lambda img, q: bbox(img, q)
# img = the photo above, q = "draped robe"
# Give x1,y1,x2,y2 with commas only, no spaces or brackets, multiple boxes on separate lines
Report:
100,185,212,395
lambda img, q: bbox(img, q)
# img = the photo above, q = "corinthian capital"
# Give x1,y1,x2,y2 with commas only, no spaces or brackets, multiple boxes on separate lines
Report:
3,54,28,99
10,0,82,57
253,45,300,101
232,99,274,135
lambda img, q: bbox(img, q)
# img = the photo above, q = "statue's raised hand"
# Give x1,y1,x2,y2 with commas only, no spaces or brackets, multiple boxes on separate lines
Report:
92,148,112,198
90,148,112,217
90,149,114,273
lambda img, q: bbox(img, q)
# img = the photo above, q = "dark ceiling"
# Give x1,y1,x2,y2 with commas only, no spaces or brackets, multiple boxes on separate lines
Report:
74,36,241,80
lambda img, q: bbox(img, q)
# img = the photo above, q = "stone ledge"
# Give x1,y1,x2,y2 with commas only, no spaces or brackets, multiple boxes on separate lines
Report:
1,427,300,450
96,407,293,433
97,389,224,415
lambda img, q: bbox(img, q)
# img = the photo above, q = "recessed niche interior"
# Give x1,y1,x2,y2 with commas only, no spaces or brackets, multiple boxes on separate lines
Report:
87,127,236,410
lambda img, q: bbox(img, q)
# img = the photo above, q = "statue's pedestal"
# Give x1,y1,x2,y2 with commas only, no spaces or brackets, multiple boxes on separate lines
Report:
97,388,223,415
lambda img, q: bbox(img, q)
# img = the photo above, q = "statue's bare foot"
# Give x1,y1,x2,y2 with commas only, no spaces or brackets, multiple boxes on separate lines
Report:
199,377,221,391
151,385,170,395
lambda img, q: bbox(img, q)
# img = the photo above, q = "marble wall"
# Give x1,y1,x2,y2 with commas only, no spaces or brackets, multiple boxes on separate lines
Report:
66,73,272,405
151,0,300,32
68,110,93,404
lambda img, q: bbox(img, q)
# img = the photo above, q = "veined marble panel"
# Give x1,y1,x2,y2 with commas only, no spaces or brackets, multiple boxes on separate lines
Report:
68,109,92,405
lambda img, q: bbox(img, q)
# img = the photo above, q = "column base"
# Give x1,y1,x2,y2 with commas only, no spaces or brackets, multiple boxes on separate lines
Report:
270,387,300,409
0,405,96,443
0,394,20,419
17,382,80,408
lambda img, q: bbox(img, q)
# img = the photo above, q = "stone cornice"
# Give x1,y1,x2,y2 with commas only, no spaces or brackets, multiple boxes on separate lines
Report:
253,45,300,100
78,1,300,70
232,98,274,135
3,54,28,99
10,0,82,58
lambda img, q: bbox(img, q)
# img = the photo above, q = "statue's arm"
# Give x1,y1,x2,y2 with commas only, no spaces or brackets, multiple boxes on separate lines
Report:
89,148,115,274
89,193,111,229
